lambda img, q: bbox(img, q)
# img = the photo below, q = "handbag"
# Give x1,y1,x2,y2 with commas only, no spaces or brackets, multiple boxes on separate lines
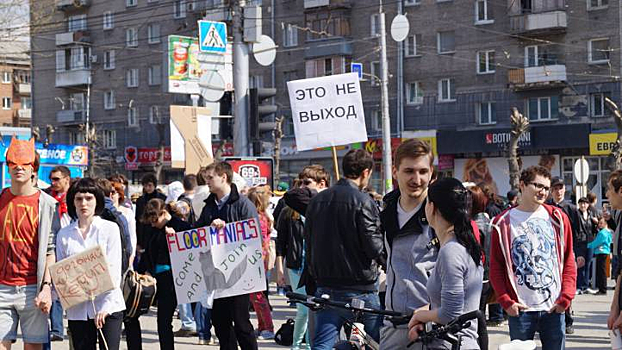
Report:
123,270,157,319
274,318,295,346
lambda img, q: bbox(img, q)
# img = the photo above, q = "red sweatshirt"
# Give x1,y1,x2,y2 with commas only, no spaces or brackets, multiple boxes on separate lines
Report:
489,203,576,311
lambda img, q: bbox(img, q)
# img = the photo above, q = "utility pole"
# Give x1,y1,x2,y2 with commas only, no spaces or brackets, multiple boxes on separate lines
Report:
379,0,393,193
232,0,250,156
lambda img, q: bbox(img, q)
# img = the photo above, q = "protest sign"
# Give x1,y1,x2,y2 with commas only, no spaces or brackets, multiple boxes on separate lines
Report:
49,246,115,310
287,72,368,152
168,218,266,305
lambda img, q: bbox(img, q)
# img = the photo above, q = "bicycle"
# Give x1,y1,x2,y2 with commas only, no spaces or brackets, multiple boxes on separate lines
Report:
407,309,481,350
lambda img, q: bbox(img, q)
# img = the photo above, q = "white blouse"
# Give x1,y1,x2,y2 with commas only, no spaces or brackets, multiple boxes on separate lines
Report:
55,216,126,320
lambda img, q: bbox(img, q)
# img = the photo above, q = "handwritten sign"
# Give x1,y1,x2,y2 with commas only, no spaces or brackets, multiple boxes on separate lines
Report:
168,218,266,304
49,246,115,309
287,72,368,151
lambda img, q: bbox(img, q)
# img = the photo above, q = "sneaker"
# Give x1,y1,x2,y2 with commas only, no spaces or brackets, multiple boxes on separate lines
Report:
566,325,575,334
51,335,63,342
174,329,198,337
575,289,583,295
586,288,599,295
198,339,209,345
258,330,275,340
486,320,503,327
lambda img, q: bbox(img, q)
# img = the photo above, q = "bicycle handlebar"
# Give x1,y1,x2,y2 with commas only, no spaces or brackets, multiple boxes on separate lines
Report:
408,310,482,348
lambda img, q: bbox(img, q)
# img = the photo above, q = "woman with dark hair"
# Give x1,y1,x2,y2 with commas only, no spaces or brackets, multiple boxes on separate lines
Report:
141,198,191,350
56,178,126,350
408,178,484,349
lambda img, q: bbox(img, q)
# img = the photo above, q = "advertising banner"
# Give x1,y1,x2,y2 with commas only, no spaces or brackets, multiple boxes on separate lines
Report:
167,219,266,305
224,157,274,189
589,133,617,155
168,35,203,94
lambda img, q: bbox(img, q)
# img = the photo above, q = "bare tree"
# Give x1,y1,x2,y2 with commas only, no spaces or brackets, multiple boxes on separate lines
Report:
605,97,622,170
273,116,284,183
508,107,529,191
153,122,167,182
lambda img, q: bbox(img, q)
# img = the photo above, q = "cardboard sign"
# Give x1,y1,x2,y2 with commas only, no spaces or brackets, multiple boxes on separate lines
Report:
170,105,215,174
287,73,368,151
168,219,266,304
49,246,115,309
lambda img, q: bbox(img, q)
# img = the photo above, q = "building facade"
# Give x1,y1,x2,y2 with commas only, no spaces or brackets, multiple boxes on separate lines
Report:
0,41,32,128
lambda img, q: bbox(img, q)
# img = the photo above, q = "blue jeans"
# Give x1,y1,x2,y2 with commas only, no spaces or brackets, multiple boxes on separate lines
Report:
488,303,504,322
50,300,64,337
178,303,196,331
312,287,382,350
509,311,565,349
195,303,212,341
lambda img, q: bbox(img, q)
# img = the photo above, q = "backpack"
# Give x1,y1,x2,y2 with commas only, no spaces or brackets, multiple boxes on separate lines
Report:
101,207,131,275
123,270,157,319
274,318,295,346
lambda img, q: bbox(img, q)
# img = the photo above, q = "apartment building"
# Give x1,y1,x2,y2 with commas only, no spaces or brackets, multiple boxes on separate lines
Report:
0,41,32,127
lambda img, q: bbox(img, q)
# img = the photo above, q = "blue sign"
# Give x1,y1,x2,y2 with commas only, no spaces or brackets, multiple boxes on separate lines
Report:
199,21,227,53
351,62,363,80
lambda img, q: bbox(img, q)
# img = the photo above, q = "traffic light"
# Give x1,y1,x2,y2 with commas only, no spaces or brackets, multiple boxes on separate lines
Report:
249,87,277,140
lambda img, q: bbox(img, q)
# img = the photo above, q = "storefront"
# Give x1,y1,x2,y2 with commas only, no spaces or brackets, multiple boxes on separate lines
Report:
438,123,592,199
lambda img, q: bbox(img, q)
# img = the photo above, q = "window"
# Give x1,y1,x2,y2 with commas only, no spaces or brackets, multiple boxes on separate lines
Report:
128,107,138,126
148,65,161,85
305,10,350,40
370,61,380,86
148,24,160,44
404,0,421,5
406,82,423,105
527,96,558,121
126,0,137,7
589,38,610,64
405,34,421,57
126,69,139,88
15,71,29,83
478,102,496,124
102,130,116,149
69,131,85,144
2,97,11,109
21,97,32,110
370,14,380,37
477,50,495,74
521,0,532,12
283,24,298,47
476,0,493,23
370,109,381,132
103,12,114,30
1,71,10,83
438,78,455,102
70,93,85,111
104,91,115,110
68,14,87,31
525,45,560,67
149,106,160,124
174,0,187,18
588,0,608,9
126,28,138,47
437,31,455,54
104,50,115,70
56,46,90,71
591,93,607,117
305,56,350,78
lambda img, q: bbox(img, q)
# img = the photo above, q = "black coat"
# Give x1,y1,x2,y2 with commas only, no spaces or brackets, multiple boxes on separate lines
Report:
304,179,383,291
148,216,191,273
275,206,305,270
196,184,258,228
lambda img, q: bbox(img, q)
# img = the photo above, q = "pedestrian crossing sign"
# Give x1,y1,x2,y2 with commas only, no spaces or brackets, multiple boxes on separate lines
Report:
199,21,227,53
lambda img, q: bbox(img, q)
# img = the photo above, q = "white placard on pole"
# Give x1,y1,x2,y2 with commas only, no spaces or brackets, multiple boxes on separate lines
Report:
287,73,368,151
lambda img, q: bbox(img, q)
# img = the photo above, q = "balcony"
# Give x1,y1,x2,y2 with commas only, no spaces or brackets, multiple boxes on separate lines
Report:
17,109,31,120
56,69,91,87
56,110,85,123
56,0,90,10
508,64,567,90
510,10,567,35
56,31,91,46
304,0,351,8
16,83,30,95
305,37,352,59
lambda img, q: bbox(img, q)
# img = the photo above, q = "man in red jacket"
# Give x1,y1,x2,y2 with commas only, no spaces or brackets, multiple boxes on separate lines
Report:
490,166,576,349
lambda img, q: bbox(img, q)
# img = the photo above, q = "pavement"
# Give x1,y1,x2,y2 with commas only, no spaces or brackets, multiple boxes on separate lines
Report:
14,282,616,349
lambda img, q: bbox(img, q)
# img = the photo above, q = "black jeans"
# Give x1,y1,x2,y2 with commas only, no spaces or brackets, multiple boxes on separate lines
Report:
212,294,258,350
124,315,142,350
68,311,123,350
155,270,177,350
596,254,608,293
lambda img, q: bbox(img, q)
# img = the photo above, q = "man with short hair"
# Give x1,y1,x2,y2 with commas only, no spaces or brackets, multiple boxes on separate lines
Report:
304,150,383,349
379,139,437,349
0,137,59,349
490,166,576,348
196,162,259,350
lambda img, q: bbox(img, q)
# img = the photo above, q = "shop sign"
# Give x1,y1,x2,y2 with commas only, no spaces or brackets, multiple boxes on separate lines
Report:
124,146,172,167
589,133,617,155
485,131,531,148
224,157,274,189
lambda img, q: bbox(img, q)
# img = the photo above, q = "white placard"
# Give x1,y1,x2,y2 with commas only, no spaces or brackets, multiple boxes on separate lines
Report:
287,73,368,151
167,219,266,304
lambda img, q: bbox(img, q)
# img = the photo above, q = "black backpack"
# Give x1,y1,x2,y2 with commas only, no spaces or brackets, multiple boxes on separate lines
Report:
274,318,295,346
101,207,131,275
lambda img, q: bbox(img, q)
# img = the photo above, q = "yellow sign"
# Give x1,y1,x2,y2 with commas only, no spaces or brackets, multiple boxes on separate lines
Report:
589,133,618,155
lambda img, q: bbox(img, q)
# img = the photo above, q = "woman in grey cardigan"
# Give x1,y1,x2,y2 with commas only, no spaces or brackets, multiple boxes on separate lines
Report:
408,178,484,350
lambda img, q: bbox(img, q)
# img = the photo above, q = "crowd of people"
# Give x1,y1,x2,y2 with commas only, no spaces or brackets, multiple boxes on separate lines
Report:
3,135,622,350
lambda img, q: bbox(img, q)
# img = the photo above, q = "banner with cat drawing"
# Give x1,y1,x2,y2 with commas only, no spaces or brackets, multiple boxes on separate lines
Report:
167,218,266,305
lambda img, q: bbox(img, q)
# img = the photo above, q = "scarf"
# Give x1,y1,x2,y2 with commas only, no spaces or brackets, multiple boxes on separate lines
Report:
51,190,68,217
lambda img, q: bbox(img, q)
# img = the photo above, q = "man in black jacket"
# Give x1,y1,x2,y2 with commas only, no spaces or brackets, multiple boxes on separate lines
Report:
304,149,383,349
196,161,259,350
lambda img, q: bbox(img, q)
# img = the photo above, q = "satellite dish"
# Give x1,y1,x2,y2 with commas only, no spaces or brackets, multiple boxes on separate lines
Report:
390,15,410,42
253,35,277,66
199,70,225,102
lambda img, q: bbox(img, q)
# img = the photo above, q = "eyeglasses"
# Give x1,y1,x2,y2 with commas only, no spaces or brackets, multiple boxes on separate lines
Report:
529,182,550,192
50,177,64,182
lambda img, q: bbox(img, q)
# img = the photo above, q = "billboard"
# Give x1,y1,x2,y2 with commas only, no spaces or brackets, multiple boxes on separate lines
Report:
168,35,203,94
224,157,274,190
